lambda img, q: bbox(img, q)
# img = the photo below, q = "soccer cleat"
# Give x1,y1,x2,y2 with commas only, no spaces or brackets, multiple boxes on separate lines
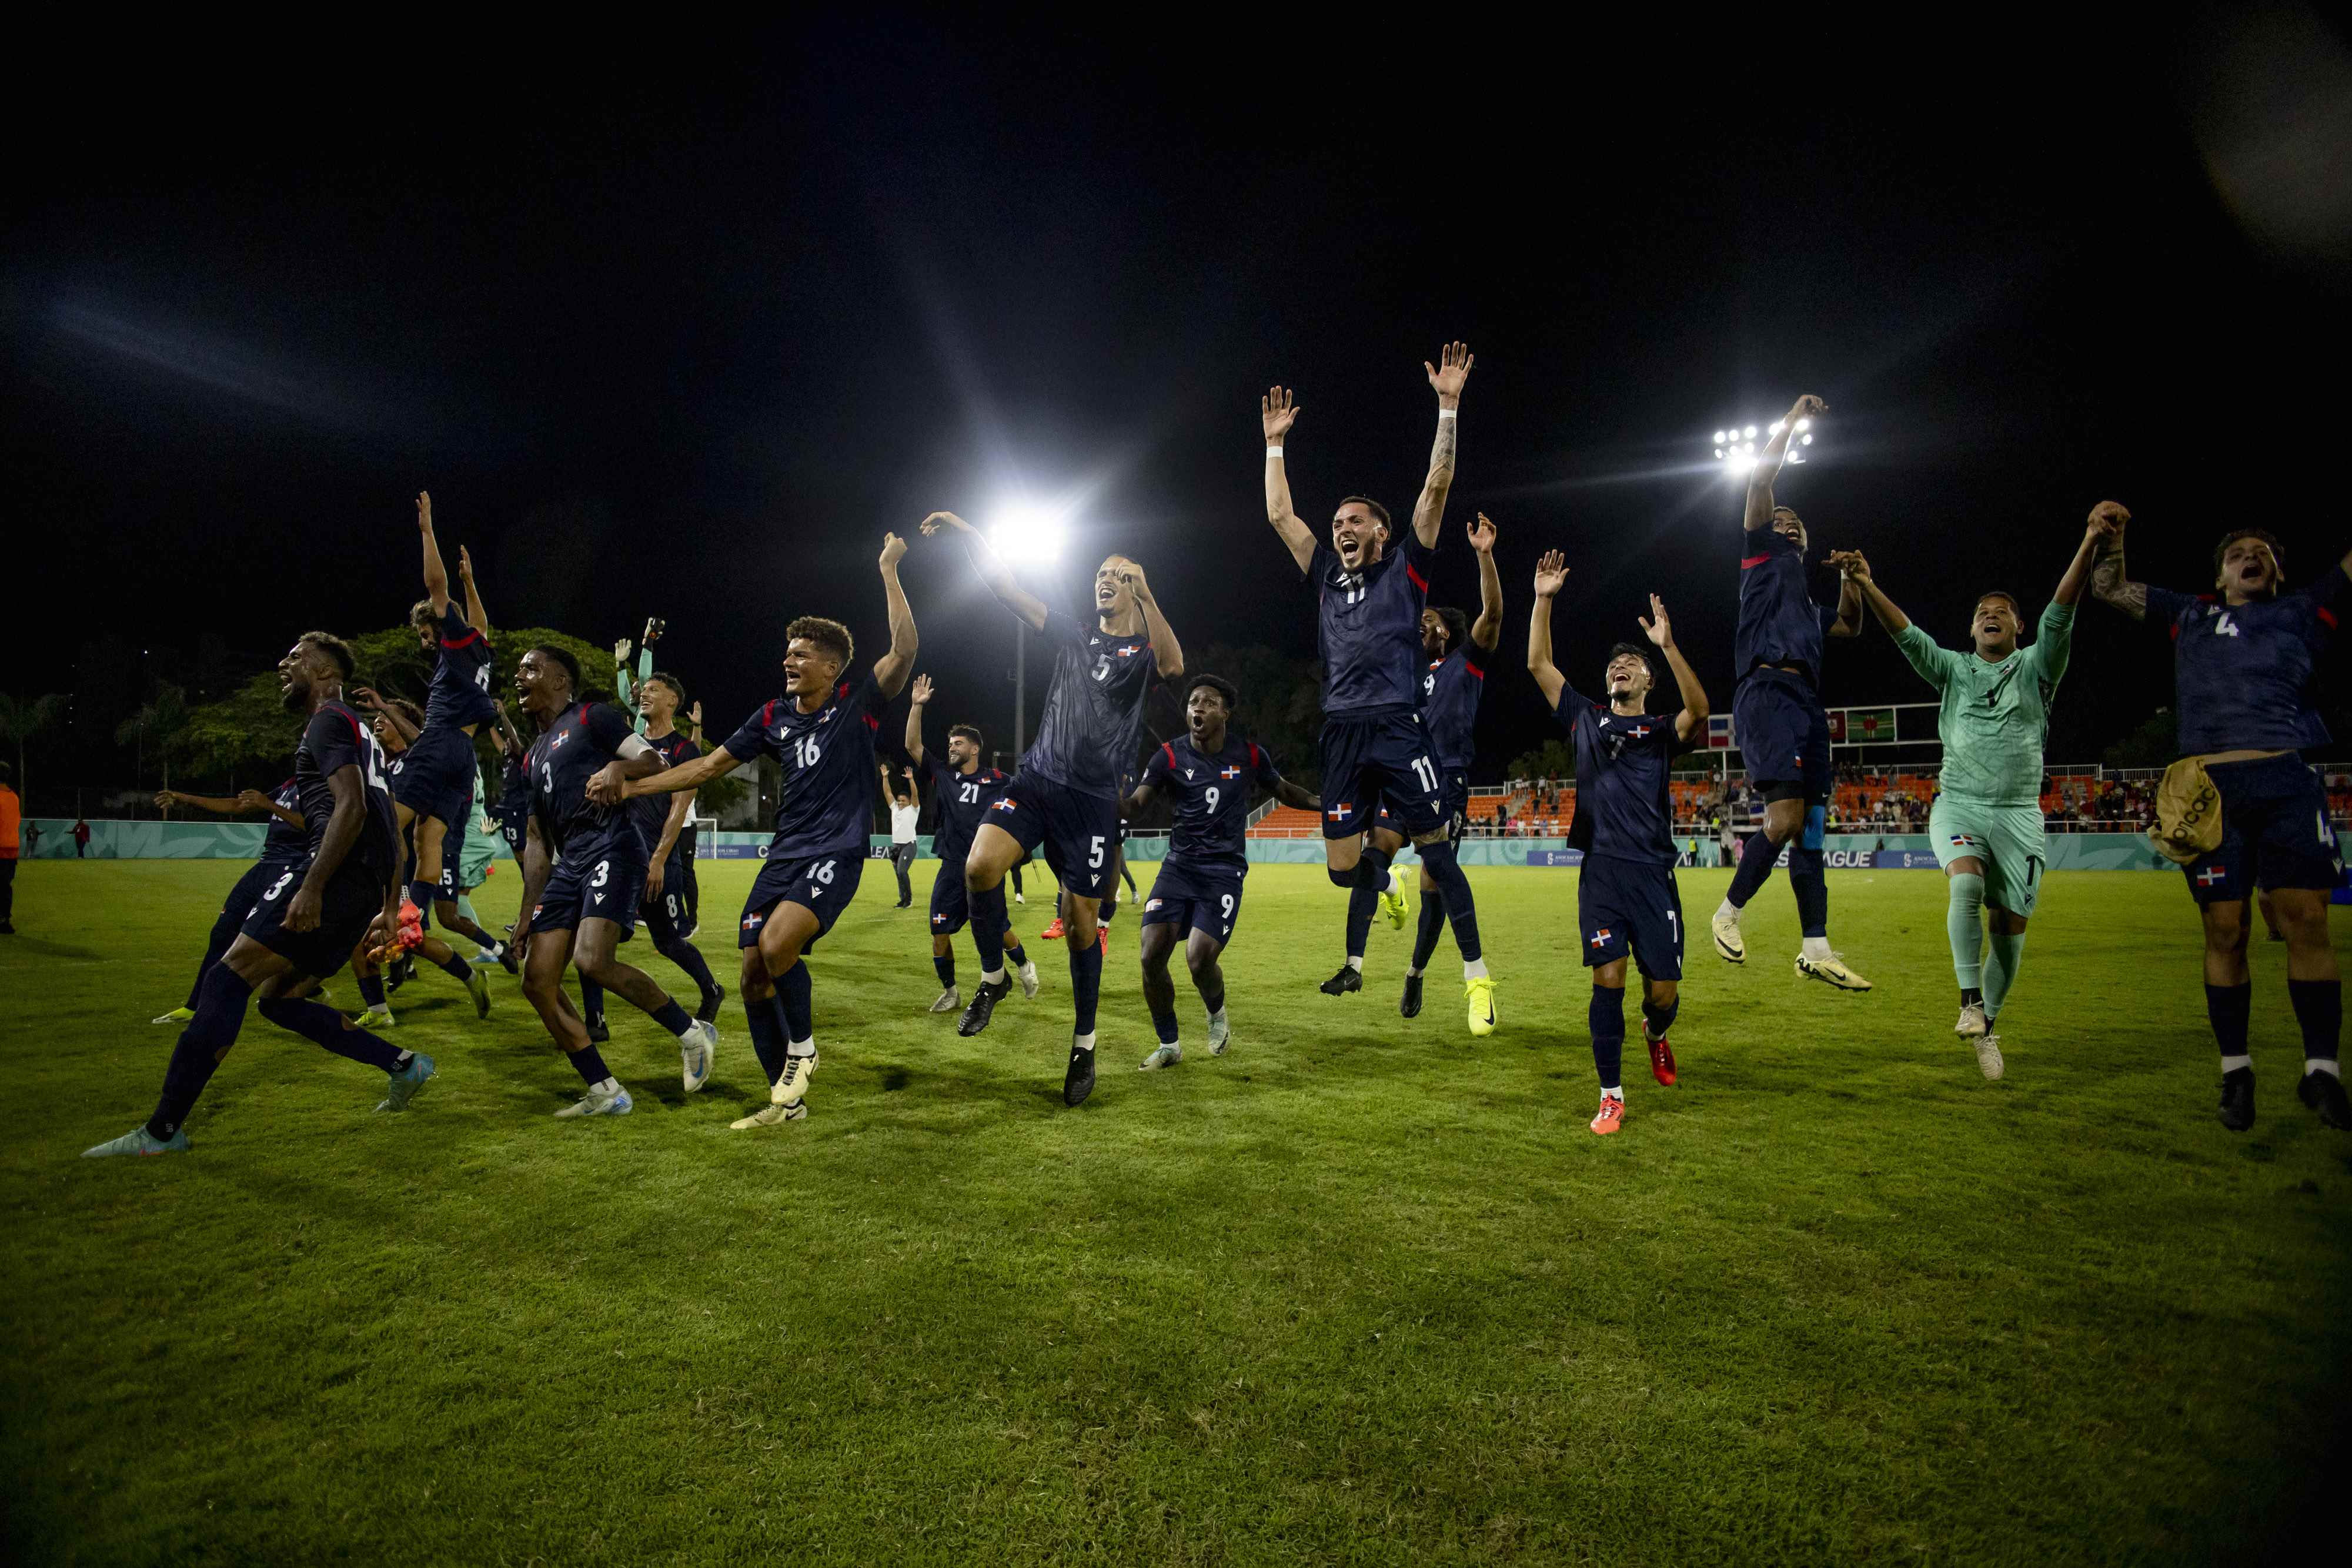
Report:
696,986,726,1026
2218,1066,2256,1132
584,1015,610,1044
1097,926,1109,955
1380,875,1412,932
729,1100,807,1129
1140,1043,1182,1071
1041,917,1066,941
1465,976,1498,1037
376,1051,438,1112
1955,1000,1987,1038
152,1006,195,1025
1064,1042,1097,1106
356,1005,396,1029
1795,952,1872,991
83,1125,191,1158
1017,961,1041,999
771,1051,817,1110
1399,974,1424,1018
1590,1095,1625,1136
469,945,505,968
680,1021,718,1094
499,945,520,977
1975,1032,2005,1081
1647,1031,1678,1087
958,977,1012,1037
1014,891,1026,905
1208,1012,1231,1055
928,987,962,1014
465,969,494,1019
1712,911,1745,964
2297,1068,2351,1129
1319,965,1364,997
553,1082,633,1118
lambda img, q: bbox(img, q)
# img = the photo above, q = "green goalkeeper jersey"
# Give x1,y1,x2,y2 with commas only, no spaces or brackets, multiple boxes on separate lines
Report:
1893,602,2074,806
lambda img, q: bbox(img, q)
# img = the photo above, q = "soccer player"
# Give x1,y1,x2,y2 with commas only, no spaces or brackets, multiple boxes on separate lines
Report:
1528,553,1710,1135
1261,343,1495,1034
616,534,918,1126
86,634,435,1156
1708,394,1871,990
1840,521,2099,1080
2087,501,2352,1131
1121,673,1319,1068
510,644,720,1117
353,688,495,1015
881,762,920,907
1399,511,1502,1018
149,780,316,1023
918,511,1184,1107
391,494,509,964
906,673,1038,1012
627,670,727,1025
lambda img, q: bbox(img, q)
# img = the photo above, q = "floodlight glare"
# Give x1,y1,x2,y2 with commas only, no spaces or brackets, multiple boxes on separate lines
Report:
1726,451,1756,474
1713,447,1726,459
1713,429,1728,444
1768,420,1786,436
1801,433,1814,445
1794,416,1812,432
1744,425,1758,439
988,503,1068,565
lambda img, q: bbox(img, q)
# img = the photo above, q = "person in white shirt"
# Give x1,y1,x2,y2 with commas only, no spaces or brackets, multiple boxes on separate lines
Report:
881,763,921,908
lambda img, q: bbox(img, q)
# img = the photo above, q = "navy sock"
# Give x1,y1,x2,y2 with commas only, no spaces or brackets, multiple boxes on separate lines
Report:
579,975,604,1025
650,997,694,1037
186,904,243,1009
1589,984,1626,1092
1070,936,1103,1035
407,880,437,929
1726,828,1780,909
567,1042,612,1085
743,991,787,1085
1642,992,1681,1040
1788,844,1828,939
1010,865,1024,897
1194,955,1225,1017
1344,881,1381,959
256,995,405,1071
2288,978,2342,1064
149,964,254,1139
1004,938,1028,969
969,881,1008,974
432,951,473,984
2206,982,2253,1061
1148,987,1180,1045
357,973,387,1008
1418,840,1482,963
1410,886,1448,971
777,959,813,1044
934,953,956,988
659,937,721,1004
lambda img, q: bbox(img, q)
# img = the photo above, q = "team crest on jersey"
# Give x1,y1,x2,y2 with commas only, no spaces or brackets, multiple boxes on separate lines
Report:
1220,765,1241,780
550,731,570,748
991,797,1018,812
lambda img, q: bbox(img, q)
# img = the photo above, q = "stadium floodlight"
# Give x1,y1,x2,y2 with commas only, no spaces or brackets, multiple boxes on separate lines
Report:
1713,429,1728,443
987,502,1068,565
1743,425,1758,439
1709,416,1812,476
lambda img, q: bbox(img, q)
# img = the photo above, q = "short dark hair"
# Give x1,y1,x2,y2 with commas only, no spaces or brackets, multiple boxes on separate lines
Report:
1432,606,1469,648
787,616,854,668
531,643,582,692
409,599,437,630
642,670,684,706
1606,640,1656,679
948,723,984,749
1974,591,2022,617
1185,673,1239,711
2214,528,2283,575
388,697,425,727
1338,495,1391,533
297,631,355,679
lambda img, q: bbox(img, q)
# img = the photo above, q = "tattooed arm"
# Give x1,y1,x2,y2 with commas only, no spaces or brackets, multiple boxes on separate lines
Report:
2085,500,2146,621
1411,342,1473,549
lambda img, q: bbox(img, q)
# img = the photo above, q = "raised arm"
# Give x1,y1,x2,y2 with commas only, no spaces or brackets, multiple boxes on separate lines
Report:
1526,550,1571,710
872,532,918,699
2086,501,2146,620
1830,549,1909,635
1744,394,1825,533
920,511,1050,631
1827,561,1866,638
1261,386,1317,575
1466,511,1504,651
904,674,933,767
1124,561,1185,678
457,546,491,638
490,699,526,760
417,491,452,616
154,788,298,830
1640,594,1711,744
622,744,741,800
2052,516,2099,609
352,687,419,745
1411,342,1473,550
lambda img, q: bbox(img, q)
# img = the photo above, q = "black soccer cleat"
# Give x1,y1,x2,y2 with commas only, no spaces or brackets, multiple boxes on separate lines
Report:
584,1014,610,1045
696,985,726,1027
1063,1043,1097,1107
2218,1066,2256,1132
1399,974,1424,1018
1319,965,1363,997
957,977,1011,1037
2297,1068,2351,1129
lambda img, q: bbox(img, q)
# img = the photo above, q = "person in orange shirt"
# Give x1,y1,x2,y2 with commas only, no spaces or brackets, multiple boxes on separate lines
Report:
0,761,19,934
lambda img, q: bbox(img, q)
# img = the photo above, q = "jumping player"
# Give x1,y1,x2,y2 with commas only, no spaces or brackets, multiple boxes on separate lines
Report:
1528,553,1710,1135
149,780,313,1024
918,510,1184,1108
86,634,433,1156
1261,343,1495,1034
1842,519,2099,1080
617,533,918,1127
1709,395,1870,990
2089,501,2352,1131
512,644,720,1118
905,674,1038,1014
1121,673,1319,1068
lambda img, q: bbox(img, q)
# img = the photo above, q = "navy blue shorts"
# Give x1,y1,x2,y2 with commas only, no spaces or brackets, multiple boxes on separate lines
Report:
642,853,696,945
1579,852,1685,981
391,724,480,838
2185,754,2343,905
740,847,864,950
1321,710,1446,839
1733,669,1830,803
242,861,383,980
1377,771,1469,847
533,834,646,937
223,856,305,921
1141,858,1245,943
985,772,1120,899
928,859,975,936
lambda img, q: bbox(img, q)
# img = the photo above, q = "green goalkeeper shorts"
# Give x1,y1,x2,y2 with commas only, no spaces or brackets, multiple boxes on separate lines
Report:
1929,796,2049,918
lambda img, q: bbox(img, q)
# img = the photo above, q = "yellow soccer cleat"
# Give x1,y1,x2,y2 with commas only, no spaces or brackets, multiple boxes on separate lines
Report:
1795,952,1872,992
1465,975,1498,1036
1381,873,1412,932
151,1007,195,1025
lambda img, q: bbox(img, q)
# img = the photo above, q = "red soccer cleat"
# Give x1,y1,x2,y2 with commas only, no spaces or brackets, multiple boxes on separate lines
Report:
1097,925,1109,955
1041,917,1066,940
1648,1032,1678,1087
1590,1094,1625,1136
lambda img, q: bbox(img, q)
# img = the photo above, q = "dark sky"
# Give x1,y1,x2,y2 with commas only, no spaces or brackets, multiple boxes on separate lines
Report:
9,14,2351,781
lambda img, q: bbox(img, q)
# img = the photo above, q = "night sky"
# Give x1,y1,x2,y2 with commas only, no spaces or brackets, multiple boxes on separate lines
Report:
9,14,2351,785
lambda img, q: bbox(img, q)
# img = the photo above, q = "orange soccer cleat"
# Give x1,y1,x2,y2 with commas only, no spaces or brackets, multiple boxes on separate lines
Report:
1041,917,1066,940
1097,925,1108,955
1590,1094,1625,1136
1647,1032,1678,1087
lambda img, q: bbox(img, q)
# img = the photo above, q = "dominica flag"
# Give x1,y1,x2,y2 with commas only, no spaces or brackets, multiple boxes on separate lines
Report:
1706,714,1735,750
1828,707,1896,744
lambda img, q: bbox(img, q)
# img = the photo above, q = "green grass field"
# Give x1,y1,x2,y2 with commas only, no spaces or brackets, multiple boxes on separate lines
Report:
4,857,2348,1564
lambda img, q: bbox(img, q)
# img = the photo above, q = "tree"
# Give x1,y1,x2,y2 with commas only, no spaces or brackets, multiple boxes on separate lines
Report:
2102,708,2179,771
1507,738,1575,783
0,691,68,806
117,684,191,798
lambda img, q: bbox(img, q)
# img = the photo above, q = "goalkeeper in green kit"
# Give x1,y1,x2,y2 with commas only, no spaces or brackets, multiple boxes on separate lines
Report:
1836,518,2101,1081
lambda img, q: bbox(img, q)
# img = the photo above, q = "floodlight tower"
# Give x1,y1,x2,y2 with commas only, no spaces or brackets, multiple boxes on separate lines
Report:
1710,417,1815,474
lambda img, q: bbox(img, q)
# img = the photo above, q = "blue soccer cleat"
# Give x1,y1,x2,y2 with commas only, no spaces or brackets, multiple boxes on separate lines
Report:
377,1052,438,1112
83,1126,190,1158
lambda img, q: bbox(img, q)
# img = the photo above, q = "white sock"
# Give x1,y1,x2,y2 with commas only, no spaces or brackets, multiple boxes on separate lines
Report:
1347,955,1364,972
1801,935,1833,962
1406,965,1425,978
1464,958,1489,981
590,1076,619,1095
1208,1007,1227,1026
787,1039,815,1058
1074,1031,1097,1053
1386,870,1402,895
2308,1058,2342,1078
2220,1054,2253,1074
1601,1086,1624,1101
982,967,1005,984
1715,897,1739,922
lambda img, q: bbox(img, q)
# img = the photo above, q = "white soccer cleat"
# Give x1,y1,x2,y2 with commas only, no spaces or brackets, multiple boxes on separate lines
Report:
1712,911,1745,965
928,987,961,1014
773,1050,817,1109
1955,1001,1988,1038
1139,1043,1182,1071
1975,1032,2006,1081
1018,961,1041,999
1014,891,1026,905
729,1101,806,1129
679,1021,718,1093
1795,952,1872,991
1208,1012,1231,1055
554,1082,633,1118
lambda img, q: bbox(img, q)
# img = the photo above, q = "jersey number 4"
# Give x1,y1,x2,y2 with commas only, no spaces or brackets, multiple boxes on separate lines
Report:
2214,613,2242,637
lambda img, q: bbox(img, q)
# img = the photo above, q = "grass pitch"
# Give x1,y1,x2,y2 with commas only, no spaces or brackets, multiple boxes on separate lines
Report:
3,858,2348,1564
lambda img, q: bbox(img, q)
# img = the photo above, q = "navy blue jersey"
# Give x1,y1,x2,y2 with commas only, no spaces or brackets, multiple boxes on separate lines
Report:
626,730,700,856
1315,537,1436,716
927,757,1014,865
1142,733,1284,870
1422,647,1485,770
1555,688,1686,866
2149,568,2346,754
527,701,639,855
1022,609,1155,798
423,603,498,731
296,700,400,884
259,776,309,867
495,753,531,854
724,674,884,859
1735,527,1839,686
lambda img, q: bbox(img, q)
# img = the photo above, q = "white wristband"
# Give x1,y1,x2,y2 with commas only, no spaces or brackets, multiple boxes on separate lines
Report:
1437,408,1457,420
1265,445,1284,458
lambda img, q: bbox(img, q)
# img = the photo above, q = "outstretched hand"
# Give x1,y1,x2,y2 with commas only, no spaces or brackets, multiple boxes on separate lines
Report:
880,531,908,569
1262,386,1300,443
1425,342,1474,403
614,637,633,665
153,790,178,810
1639,594,1675,650
234,788,272,811
1467,512,1496,554
2087,500,2130,543
1827,549,1872,582
416,492,434,531
352,686,386,711
457,545,475,583
1785,393,1828,426
687,700,702,727
583,761,627,808
1533,550,1569,599
910,673,934,705
919,511,973,538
